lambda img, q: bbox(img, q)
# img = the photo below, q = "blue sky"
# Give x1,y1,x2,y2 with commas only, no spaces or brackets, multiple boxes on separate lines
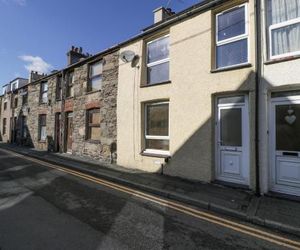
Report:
0,0,199,87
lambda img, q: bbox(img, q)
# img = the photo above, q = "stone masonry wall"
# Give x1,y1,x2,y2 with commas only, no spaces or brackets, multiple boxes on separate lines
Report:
71,51,118,163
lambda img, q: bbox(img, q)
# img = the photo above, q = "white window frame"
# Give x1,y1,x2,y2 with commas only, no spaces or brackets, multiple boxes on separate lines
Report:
144,101,170,156
269,17,300,59
215,3,249,69
146,34,170,85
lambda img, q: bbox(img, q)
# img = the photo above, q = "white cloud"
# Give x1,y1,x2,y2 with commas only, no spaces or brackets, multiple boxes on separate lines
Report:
19,55,53,74
1,0,26,6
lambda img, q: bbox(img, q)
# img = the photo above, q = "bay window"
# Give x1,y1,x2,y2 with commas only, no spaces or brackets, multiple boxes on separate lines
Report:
267,0,300,59
144,102,169,155
216,4,249,69
146,35,170,85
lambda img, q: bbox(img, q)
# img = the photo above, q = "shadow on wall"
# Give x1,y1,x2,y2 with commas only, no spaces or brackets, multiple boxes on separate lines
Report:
159,71,257,183
11,108,34,148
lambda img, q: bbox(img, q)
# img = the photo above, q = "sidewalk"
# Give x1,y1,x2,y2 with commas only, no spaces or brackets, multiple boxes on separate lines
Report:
1,143,300,237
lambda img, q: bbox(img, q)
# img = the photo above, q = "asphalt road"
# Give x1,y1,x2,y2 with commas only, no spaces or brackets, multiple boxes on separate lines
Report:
0,149,298,250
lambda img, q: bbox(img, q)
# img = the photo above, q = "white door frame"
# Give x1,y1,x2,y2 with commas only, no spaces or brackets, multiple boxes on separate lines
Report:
269,95,300,196
215,95,250,186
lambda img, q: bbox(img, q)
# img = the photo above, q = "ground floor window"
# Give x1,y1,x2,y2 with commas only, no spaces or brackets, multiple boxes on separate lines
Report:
86,109,101,141
144,101,169,154
38,114,47,141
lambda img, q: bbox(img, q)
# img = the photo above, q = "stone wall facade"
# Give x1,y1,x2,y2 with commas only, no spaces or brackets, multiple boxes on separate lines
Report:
22,50,119,163
66,51,118,163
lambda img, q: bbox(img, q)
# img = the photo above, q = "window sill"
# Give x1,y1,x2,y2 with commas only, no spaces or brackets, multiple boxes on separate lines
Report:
211,63,252,73
141,151,170,158
38,140,47,143
85,139,100,144
85,89,101,95
65,96,74,100
140,80,171,88
265,55,300,65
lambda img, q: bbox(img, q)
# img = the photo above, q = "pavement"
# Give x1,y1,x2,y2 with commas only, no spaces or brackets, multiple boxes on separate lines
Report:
1,143,300,238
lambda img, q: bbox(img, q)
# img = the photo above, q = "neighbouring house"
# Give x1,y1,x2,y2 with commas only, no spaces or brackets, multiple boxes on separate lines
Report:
0,78,29,143
25,46,119,163
117,0,258,191
259,0,300,197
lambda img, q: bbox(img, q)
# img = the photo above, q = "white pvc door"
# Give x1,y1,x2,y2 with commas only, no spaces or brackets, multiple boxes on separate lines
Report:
216,96,249,185
270,97,300,196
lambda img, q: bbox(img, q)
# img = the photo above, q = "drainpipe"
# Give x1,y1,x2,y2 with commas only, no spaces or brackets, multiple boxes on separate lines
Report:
60,70,66,154
255,0,262,196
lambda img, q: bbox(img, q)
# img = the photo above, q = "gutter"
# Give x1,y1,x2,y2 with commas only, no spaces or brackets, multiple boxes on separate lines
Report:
255,0,261,196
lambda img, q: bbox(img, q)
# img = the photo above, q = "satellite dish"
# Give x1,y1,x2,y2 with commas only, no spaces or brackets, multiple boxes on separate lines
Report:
120,50,136,63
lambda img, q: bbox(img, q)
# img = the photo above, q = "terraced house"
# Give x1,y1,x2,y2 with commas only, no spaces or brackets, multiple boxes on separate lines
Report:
0,47,119,163
118,0,258,191
1,0,300,198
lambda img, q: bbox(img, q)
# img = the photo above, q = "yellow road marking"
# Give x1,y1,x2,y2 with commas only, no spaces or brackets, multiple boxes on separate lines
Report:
1,148,300,250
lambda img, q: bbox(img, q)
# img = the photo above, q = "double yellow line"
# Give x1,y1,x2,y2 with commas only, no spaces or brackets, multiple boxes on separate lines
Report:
2,148,300,250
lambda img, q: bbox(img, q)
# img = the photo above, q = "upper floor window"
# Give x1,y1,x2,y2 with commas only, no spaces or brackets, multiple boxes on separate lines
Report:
66,71,74,98
88,61,103,92
56,75,62,100
267,0,300,59
4,102,7,110
86,109,101,141
146,35,170,85
14,96,18,108
144,101,169,155
216,4,249,69
40,81,48,104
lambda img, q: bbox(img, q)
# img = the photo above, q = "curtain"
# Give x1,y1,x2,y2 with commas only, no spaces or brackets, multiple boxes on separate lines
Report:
268,0,300,56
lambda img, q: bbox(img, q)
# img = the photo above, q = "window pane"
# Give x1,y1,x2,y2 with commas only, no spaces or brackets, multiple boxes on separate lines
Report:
90,127,101,141
90,111,100,124
43,82,48,91
146,103,169,136
147,36,169,64
147,61,169,84
146,139,169,151
42,93,48,103
40,115,46,126
267,0,300,25
40,126,47,141
271,22,300,56
91,62,103,76
220,108,242,147
218,6,245,41
217,38,248,68
276,104,300,151
91,76,102,91
218,96,245,104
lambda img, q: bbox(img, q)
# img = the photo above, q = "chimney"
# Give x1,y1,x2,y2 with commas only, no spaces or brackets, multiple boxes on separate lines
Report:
153,7,175,24
29,71,44,83
67,46,90,66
